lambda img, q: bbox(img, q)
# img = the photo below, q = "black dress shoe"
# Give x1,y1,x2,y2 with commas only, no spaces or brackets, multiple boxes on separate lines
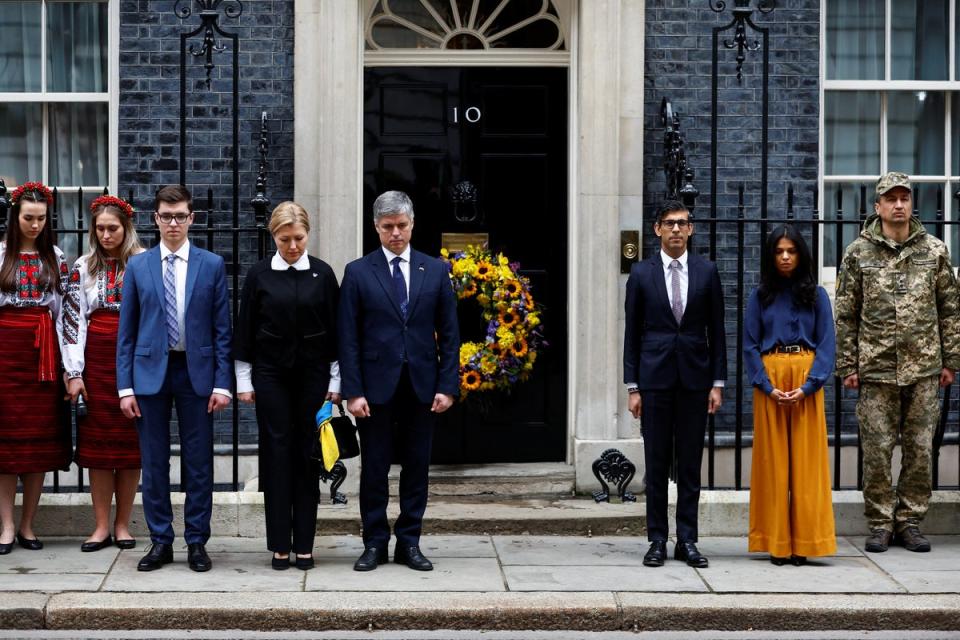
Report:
295,555,314,571
643,540,667,567
770,555,789,566
0,541,12,555
81,535,113,552
675,541,709,568
16,532,43,550
395,545,433,571
115,538,136,550
187,543,212,572
791,555,807,566
137,543,173,571
353,547,388,572
272,554,290,570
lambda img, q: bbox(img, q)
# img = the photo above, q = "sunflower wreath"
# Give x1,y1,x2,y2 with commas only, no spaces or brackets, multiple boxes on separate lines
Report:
441,245,545,398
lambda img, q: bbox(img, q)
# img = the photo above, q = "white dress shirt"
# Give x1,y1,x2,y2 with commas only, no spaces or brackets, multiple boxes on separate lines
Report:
625,249,724,390
382,244,411,297
233,250,341,395
119,240,231,399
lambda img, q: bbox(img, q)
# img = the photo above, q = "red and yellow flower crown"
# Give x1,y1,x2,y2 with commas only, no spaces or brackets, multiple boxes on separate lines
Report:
10,181,55,208
90,195,135,219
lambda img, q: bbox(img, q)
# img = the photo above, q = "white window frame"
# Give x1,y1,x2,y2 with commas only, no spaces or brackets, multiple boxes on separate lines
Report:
0,0,119,198
819,0,960,283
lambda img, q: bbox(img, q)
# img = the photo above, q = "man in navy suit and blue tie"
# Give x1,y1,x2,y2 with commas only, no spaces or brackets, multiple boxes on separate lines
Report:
339,190,459,572
623,200,727,569
117,185,232,572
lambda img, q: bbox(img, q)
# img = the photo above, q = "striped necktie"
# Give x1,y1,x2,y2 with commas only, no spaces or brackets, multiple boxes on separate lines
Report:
164,253,179,347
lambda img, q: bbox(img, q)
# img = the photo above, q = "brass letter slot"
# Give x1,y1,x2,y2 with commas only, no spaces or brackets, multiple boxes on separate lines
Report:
621,230,639,274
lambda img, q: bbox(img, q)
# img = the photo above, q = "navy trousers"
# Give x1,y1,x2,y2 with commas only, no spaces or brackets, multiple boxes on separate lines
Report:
357,367,436,551
640,389,709,543
136,352,214,545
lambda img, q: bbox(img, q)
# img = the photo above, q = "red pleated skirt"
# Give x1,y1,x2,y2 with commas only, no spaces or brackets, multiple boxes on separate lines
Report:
76,309,140,470
0,306,70,473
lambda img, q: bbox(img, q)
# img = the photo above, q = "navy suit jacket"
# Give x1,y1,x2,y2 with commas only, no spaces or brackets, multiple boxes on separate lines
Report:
623,252,727,391
338,247,460,405
117,243,233,397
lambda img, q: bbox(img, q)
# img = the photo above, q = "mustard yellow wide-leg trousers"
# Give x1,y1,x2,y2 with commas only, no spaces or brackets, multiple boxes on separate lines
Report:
748,351,837,558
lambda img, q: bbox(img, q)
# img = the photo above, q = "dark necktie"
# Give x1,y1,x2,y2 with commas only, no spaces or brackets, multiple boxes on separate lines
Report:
391,256,408,318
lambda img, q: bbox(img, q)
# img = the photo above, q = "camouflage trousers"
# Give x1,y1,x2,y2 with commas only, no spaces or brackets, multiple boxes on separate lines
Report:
856,376,939,533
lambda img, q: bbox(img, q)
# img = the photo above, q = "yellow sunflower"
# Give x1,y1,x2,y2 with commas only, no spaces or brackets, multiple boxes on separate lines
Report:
460,281,477,298
503,280,522,298
475,260,495,280
498,308,519,329
461,370,481,391
511,338,529,358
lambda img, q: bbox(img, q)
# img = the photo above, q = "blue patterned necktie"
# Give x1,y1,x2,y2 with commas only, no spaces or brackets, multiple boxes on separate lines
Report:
164,253,179,347
669,259,684,324
391,256,408,319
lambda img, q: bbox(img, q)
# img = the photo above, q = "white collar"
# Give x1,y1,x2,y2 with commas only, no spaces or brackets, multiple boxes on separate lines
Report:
160,240,191,262
382,244,411,265
271,251,310,271
660,249,688,269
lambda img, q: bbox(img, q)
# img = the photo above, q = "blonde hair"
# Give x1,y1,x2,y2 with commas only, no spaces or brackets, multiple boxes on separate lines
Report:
84,205,143,286
268,201,311,236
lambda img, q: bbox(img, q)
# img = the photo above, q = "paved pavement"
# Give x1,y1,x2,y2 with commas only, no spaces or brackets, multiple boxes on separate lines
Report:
1,534,959,631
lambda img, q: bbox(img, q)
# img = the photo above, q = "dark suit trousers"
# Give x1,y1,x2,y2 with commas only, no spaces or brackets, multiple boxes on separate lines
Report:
136,352,213,545
253,363,325,555
641,389,708,542
358,367,436,551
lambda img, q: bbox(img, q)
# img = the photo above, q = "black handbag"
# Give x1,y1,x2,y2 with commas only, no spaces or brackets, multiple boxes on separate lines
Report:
312,402,360,462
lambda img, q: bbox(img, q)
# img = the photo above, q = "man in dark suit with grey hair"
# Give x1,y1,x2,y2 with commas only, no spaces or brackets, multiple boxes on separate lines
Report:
339,190,460,572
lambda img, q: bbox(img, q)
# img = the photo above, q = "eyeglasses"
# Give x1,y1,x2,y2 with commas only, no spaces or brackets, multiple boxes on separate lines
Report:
157,213,191,225
659,219,690,229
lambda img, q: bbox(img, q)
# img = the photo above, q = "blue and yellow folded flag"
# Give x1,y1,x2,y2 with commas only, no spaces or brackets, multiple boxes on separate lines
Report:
315,401,339,471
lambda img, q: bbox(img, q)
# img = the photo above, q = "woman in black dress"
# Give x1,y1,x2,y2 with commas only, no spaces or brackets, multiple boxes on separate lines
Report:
234,202,340,570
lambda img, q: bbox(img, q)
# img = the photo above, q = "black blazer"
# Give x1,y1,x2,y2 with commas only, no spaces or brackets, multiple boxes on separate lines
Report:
233,256,339,370
338,247,460,405
623,252,727,391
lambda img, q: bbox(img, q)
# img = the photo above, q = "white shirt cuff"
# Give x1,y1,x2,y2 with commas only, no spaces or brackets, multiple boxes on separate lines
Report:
235,360,254,394
118,388,134,398
213,388,232,399
328,360,341,394
713,380,725,388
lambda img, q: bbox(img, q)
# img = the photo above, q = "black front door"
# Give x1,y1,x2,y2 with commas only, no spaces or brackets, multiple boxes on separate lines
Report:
363,66,568,463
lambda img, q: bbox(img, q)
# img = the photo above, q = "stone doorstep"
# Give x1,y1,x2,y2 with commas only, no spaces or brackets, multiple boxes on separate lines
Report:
0,592,952,632
22,490,960,538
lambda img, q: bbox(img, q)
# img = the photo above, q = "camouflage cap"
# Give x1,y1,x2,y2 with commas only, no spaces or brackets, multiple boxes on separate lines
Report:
876,171,912,196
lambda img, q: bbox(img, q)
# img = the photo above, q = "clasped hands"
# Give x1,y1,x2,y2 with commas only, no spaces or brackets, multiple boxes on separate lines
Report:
346,393,454,418
770,387,805,406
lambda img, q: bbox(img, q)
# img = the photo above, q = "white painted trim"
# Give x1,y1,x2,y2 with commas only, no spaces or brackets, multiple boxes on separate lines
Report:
363,50,570,66
823,81,960,90
817,0,826,272
109,0,119,193
0,93,110,102
564,0,578,465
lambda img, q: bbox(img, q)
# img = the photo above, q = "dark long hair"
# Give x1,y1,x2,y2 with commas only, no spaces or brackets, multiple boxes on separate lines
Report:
0,190,61,293
757,225,816,308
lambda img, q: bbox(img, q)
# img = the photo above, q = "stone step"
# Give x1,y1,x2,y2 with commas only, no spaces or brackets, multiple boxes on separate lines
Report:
388,462,577,497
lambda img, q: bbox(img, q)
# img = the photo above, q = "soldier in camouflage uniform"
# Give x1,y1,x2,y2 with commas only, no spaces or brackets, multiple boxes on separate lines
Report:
835,171,960,553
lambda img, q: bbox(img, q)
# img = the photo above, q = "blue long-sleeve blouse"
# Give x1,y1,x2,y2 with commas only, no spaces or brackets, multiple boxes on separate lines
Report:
743,285,836,397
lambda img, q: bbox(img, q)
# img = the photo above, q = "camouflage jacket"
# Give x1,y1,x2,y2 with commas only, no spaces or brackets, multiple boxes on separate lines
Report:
835,214,960,385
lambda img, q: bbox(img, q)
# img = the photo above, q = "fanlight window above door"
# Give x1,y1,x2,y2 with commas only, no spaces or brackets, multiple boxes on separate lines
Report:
366,0,566,50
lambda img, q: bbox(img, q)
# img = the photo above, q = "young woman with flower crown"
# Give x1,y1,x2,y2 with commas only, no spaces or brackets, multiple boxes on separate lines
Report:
58,195,145,552
0,182,70,555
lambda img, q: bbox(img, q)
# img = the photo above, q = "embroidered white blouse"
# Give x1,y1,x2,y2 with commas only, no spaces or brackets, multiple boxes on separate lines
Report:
0,242,67,316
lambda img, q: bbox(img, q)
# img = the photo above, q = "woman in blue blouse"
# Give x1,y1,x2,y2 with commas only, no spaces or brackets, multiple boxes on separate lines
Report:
744,225,837,565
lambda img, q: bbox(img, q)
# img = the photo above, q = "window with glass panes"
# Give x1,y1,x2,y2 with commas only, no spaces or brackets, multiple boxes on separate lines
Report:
0,0,114,256
822,0,960,268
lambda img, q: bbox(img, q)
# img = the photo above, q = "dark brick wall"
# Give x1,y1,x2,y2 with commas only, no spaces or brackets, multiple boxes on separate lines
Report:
643,0,826,436
118,0,295,444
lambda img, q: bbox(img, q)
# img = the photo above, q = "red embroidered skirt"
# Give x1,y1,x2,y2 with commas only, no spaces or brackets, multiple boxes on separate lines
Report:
76,309,140,470
0,306,70,473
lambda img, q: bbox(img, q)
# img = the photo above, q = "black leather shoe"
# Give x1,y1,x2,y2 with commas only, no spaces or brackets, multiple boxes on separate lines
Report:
16,532,43,550
187,543,212,572
675,541,709,568
272,554,290,570
643,540,667,567
295,555,314,571
81,535,113,552
137,543,173,571
770,555,789,566
115,538,136,550
395,545,433,571
353,547,388,572
0,541,12,555
791,555,807,566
